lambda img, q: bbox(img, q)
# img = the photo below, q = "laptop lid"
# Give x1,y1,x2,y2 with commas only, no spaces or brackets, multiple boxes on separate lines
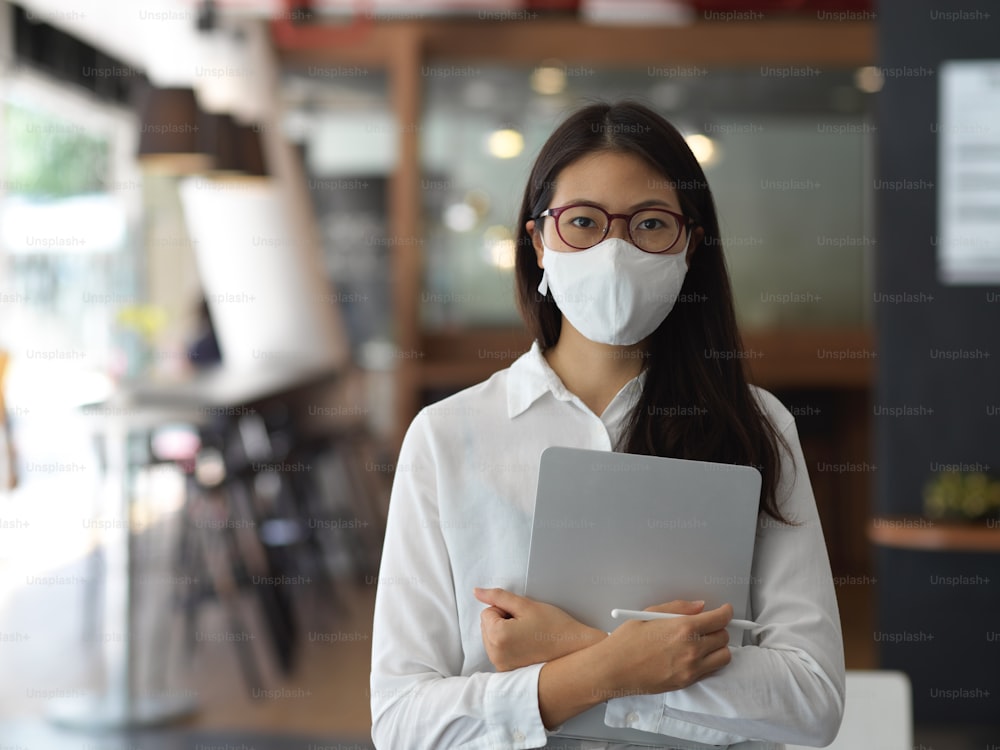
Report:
524,446,761,748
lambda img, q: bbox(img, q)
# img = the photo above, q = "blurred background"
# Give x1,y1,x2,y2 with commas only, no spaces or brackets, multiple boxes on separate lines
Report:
0,0,997,748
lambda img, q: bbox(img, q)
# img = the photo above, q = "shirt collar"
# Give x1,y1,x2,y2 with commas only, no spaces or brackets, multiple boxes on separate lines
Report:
506,340,647,420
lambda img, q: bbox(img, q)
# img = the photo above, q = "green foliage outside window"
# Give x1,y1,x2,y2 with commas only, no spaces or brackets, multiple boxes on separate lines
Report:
3,102,109,197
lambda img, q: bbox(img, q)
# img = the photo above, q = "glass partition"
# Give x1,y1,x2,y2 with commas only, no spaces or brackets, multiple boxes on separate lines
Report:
419,66,874,330
281,67,394,355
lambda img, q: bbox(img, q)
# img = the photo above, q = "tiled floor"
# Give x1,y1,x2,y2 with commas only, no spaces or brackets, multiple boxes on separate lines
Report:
0,720,375,749
0,415,378,741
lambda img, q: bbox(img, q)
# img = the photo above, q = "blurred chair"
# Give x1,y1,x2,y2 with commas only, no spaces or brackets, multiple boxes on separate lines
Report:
171,409,301,684
171,394,370,689
786,670,912,750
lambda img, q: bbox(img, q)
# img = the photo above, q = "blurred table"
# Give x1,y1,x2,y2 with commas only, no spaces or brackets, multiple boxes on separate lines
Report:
122,361,342,410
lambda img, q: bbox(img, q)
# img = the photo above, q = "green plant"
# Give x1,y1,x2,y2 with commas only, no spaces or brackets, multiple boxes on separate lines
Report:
923,471,1000,521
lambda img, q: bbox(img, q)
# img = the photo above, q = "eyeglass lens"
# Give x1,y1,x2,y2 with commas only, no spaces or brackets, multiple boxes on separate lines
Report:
554,205,682,253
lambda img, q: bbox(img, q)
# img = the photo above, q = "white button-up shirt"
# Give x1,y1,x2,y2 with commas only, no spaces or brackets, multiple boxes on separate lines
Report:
370,342,845,749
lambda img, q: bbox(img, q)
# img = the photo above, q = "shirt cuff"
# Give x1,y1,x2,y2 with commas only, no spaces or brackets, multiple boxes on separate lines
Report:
483,662,549,748
604,694,749,747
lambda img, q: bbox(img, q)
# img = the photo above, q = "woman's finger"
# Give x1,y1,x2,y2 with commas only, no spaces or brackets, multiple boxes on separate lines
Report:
479,605,511,626
644,599,706,615
474,587,527,615
697,640,734,677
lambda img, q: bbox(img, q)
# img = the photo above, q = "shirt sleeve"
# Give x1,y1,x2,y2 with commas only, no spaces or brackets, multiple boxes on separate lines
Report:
370,411,551,750
603,417,846,747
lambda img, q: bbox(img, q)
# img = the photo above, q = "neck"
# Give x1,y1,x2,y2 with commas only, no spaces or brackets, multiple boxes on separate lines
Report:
543,322,646,417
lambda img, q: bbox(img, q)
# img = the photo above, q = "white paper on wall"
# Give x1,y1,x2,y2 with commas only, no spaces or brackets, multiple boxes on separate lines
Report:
937,60,1000,284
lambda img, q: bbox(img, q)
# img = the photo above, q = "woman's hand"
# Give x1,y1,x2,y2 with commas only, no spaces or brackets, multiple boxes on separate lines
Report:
593,600,734,700
474,587,606,672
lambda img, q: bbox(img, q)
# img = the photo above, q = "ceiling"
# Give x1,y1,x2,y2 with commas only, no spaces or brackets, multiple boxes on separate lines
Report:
11,0,877,85
14,0,204,81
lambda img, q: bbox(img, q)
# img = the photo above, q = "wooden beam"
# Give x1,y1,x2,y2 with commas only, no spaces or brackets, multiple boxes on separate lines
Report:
418,327,875,392
277,23,401,69
421,19,874,66
387,25,424,450
278,19,875,67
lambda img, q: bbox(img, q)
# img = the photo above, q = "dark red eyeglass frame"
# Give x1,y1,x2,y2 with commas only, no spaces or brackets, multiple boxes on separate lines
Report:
536,203,692,253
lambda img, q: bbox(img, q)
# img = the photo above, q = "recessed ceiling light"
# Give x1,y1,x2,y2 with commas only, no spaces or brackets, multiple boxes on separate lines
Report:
855,66,884,94
531,65,566,96
487,128,524,159
684,133,719,167
444,202,477,232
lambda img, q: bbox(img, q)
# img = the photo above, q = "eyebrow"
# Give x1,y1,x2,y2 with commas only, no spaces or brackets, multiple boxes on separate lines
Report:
561,198,680,212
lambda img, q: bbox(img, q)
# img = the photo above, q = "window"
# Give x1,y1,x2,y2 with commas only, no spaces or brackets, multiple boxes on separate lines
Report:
1,67,141,408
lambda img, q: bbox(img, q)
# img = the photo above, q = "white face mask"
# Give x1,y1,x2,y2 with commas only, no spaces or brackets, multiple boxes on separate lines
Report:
537,236,690,346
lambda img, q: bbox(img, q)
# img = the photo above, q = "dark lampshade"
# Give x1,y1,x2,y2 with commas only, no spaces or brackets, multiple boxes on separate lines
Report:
233,122,268,178
137,86,214,174
199,112,241,174
198,113,268,178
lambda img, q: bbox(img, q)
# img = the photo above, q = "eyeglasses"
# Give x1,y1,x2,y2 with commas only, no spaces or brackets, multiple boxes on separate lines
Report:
536,203,690,254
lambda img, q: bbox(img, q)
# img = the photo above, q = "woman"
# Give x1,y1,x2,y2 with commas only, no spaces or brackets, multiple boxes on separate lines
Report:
370,101,844,749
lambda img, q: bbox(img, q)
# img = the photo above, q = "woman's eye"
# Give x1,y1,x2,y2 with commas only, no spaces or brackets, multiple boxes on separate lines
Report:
569,217,598,229
635,219,665,231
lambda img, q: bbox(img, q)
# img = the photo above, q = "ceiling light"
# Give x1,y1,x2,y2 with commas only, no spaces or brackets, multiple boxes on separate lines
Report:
137,87,214,174
483,226,516,270
684,133,719,167
444,202,477,232
487,128,524,159
854,66,884,94
531,65,566,96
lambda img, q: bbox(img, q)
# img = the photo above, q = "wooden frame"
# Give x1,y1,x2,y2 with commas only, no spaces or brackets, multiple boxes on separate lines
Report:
275,17,877,446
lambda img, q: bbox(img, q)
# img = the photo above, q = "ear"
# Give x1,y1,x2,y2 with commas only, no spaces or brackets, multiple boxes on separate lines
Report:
685,226,705,269
526,219,545,269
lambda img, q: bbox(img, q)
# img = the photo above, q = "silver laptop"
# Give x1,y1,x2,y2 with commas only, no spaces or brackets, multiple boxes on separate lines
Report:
524,446,762,748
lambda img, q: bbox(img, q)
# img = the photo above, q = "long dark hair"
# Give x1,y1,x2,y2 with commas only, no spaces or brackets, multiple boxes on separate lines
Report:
514,101,793,523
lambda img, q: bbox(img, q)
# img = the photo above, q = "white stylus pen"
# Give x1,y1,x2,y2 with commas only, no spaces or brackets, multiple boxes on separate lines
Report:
611,608,761,630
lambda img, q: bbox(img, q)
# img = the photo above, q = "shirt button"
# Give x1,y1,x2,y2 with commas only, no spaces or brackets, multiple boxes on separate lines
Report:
512,729,526,742
625,710,640,726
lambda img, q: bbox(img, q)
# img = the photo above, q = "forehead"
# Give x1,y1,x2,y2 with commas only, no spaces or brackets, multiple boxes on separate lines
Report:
551,150,680,206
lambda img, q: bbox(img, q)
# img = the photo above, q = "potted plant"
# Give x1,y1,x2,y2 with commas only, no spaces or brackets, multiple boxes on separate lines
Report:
923,471,1000,523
